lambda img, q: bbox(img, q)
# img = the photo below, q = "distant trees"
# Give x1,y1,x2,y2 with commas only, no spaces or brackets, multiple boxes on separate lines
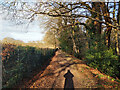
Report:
2,37,24,45
1,37,45,48
43,29,59,48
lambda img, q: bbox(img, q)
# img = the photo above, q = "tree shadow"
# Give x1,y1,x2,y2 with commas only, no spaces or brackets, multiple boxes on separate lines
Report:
28,50,85,88
64,70,74,89
40,58,84,88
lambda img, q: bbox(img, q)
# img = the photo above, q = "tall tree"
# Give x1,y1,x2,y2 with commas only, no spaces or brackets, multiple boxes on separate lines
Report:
99,2,112,48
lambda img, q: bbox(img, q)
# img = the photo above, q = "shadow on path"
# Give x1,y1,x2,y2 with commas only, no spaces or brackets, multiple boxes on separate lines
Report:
15,57,53,88
64,70,74,89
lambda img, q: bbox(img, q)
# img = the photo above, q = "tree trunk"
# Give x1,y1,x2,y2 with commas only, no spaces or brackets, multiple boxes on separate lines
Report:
70,29,78,54
92,2,102,35
117,1,120,26
113,1,119,56
53,31,57,49
100,2,112,48
117,1,120,60
115,30,119,55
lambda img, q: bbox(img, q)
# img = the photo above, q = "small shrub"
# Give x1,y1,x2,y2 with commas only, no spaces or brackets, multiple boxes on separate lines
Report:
86,43,120,78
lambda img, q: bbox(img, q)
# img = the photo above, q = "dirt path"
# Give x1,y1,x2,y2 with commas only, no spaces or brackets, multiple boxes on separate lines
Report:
29,50,120,88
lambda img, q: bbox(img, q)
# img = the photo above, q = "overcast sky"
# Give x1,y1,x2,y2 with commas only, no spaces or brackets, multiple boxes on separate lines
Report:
0,0,47,43
0,14,45,43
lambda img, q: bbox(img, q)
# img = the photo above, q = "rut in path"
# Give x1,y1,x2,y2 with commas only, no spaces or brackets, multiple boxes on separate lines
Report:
29,50,120,88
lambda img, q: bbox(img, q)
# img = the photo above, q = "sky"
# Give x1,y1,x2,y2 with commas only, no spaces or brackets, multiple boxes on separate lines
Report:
0,15,45,43
0,1,47,43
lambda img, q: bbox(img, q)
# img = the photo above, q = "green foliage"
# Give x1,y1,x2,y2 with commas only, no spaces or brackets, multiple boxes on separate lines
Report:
2,44,55,88
58,26,87,59
86,41,120,78
59,30,73,54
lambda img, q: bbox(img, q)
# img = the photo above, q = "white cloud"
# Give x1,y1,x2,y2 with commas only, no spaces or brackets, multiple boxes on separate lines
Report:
0,18,45,43
11,32,44,42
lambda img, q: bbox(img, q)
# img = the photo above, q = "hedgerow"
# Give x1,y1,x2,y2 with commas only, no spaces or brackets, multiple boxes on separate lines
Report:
2,44,55,88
